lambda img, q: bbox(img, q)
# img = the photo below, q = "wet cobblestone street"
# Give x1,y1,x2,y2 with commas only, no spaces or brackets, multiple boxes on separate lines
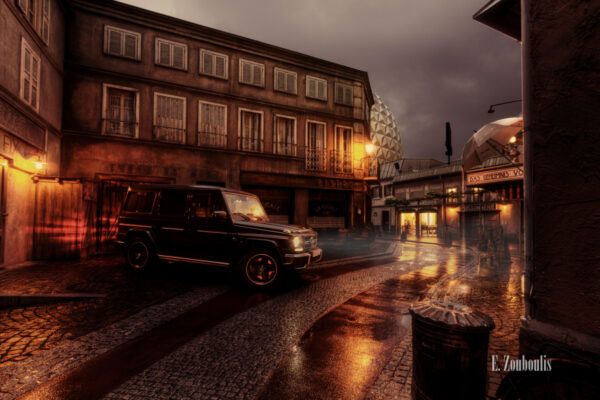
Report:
0,240,524,400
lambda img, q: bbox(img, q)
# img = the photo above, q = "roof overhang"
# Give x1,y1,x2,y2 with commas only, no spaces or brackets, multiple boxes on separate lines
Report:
473,0,521,41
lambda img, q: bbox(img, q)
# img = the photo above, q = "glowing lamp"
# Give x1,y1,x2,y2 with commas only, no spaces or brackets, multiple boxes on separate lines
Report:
33,161,45,170
509,136,517,144
0,159,7,167
365,142,375,155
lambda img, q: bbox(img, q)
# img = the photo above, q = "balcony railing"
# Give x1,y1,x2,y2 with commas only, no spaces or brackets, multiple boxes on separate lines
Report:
273,141,297,156
238,137,264,152
198,131,227,148
330,150,353,174
305,148,327,171
153,126,185,144
102,118,137,138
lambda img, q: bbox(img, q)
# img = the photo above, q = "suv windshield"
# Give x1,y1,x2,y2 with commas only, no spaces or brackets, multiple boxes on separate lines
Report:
223,193,269,222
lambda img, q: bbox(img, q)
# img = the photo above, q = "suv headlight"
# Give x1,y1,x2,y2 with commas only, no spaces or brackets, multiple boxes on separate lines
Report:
292,236,303,252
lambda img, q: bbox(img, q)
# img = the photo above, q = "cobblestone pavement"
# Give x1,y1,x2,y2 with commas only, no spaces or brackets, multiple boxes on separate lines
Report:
0,254,230,369
365,245,525,399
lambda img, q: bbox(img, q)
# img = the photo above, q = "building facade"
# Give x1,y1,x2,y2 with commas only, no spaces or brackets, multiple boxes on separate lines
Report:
0,0,374,265
0,0,65,265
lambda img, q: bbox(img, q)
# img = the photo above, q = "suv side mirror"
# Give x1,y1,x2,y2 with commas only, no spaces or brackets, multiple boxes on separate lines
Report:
213,210,228,220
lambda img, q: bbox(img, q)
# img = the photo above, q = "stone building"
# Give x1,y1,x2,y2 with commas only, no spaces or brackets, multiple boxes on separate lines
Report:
0,0,374,265
0,0,65,265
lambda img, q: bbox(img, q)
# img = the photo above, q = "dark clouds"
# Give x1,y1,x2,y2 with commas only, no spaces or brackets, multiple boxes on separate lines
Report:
122,0,522,160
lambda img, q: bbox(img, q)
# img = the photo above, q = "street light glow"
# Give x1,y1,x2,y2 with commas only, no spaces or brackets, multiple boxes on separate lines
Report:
365,143,375,155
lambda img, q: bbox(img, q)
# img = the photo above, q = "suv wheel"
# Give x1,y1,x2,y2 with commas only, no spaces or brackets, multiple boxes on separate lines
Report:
239,249,280,288
126,237,155,271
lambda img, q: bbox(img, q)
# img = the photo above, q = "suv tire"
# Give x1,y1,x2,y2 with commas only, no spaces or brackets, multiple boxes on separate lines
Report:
238,249,280,289
126,237,156,271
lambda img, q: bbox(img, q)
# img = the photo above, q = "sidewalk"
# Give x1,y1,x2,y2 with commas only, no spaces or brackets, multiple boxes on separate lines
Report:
366,243,525,399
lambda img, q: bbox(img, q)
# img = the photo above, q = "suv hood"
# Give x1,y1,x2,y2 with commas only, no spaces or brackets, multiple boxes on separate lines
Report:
233,220,313,235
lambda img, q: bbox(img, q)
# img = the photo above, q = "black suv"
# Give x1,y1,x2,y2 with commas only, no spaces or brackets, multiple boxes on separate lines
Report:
116,184,322,288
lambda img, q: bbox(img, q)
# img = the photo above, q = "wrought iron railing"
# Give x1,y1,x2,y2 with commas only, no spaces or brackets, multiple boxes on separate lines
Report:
330,150,353,174
305,148,327,171
273,141,297,156
198,131,227,148
238,137,264,152
153,126,186,144
102,118,137,138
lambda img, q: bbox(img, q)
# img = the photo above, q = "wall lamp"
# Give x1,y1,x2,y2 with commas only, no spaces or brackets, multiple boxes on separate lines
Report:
487,99,522,113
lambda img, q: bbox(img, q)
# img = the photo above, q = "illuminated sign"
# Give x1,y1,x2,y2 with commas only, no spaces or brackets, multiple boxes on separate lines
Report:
466,166,523,186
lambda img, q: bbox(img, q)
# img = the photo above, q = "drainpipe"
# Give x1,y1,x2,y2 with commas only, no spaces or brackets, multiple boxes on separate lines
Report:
522,0,534,319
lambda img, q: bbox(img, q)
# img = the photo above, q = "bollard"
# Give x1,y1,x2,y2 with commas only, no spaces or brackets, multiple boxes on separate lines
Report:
410,301,495,400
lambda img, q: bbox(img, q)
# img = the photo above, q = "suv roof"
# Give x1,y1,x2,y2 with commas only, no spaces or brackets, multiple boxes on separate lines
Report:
128,183,256,197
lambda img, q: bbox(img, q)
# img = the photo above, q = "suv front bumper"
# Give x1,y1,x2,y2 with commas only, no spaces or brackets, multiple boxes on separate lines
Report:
284,247,323,270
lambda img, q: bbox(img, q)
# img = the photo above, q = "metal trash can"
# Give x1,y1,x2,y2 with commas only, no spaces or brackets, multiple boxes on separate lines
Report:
410,301,495,400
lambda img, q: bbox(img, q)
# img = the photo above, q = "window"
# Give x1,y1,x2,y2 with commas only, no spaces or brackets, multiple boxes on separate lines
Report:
20,39,41,110
274,115,296,156
17,0,35,25
41,0,50,43
238,109,263,152
189,191,226,220
158,191,187,217
384,185,392,197
104,25,141,60
198,101,227,148
335,83,353,106
102,84,139,137
274,68,297,94
17,0,50,44
123,191,156,213
372,186,381,198
447,187,458,204
306,76,327,101
153,93,186,144
239,59,264,87
155,38,187,70
199,49,228,79
333,125,353,174
305,121,326,171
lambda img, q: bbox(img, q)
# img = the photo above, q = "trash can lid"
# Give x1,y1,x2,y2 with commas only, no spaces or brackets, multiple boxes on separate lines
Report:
409,301,495,332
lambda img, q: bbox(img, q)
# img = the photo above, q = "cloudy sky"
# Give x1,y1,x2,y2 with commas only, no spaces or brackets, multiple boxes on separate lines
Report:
122,0,522,160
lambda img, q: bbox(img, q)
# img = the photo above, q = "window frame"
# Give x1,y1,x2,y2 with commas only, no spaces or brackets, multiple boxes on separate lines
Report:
273,67,297,95
334,82,354,107
20,37,41,111
237,107,264,152
273,114,297,156
306,75,328,101
198,100,228,148
153,92,187,144
103,25,142,61
199,48,229,80
101,83,140,138
155,37,188,71
238,58,265,87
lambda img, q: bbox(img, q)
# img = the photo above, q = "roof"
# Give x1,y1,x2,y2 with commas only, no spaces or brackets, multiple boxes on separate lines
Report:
473,0,520,40
129,184,255,196
393,161,463,184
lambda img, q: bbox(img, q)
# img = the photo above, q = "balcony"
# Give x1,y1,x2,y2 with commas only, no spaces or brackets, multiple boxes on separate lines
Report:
102,118,137,138
305,148,326,171
330,150,353,174
273,141,297,156
153,126,185,144
198,131,227,148
238,137,264,152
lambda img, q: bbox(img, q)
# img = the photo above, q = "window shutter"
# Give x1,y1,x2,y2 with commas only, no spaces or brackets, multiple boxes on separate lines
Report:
308,78,316,98
276,70,284,91
253,64,263,85
108,30,122,55
242,62,251,83
215,55,225,78
344,86,353,106
173,45,184,69
317,80,325,99
18,0,27,12
159,42,170,65
336,85,344,103
203,53,213,74
124,34,137,58
41,0,50,43
287,73,296,93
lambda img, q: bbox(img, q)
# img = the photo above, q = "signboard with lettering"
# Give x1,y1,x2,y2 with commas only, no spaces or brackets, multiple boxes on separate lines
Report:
466,166,523,186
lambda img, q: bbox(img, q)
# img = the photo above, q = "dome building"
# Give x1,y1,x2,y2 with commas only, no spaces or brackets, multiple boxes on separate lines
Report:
370,94,403,163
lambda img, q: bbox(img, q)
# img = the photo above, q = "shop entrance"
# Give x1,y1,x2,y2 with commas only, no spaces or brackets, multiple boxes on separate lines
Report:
382,210,390,233
400,212,416,236
419,212,438,236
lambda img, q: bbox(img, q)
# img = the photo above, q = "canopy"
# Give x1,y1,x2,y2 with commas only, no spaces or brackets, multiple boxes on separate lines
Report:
462,117,522,171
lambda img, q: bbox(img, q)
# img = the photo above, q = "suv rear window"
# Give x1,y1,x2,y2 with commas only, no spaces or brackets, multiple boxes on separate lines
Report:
123,191,156,213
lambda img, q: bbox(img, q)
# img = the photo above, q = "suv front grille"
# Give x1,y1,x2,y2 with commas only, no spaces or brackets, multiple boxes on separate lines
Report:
304,235,317,250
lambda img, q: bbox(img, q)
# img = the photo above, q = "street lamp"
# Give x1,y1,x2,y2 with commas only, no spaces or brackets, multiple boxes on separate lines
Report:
365,142,375,155
487,99,522,113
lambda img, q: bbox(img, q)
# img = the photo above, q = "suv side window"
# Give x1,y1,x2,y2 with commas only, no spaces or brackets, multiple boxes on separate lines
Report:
123,191,156,213
158,190,187,217
188,191,226,219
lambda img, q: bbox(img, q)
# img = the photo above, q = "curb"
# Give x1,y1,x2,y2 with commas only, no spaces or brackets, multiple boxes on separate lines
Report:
0,293,106,309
